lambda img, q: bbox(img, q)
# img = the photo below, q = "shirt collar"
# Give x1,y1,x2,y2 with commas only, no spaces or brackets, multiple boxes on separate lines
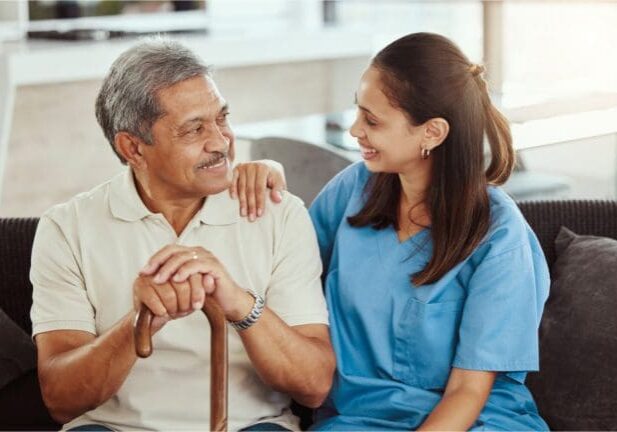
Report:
196,188,240,226
109,168,239,226
109,168,153,222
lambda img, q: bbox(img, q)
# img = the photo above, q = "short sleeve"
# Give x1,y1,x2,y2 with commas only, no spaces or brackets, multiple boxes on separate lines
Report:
265,196,329,327
452,245,549,382
309,162,362,272
30,215,96,336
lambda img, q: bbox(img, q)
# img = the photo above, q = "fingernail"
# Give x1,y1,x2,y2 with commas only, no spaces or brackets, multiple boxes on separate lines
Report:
275,191,282,200
193,301,202,310
173,273,182,282
141,262,154,272
249,213,255,222
154,273,163,283
241,207,246,217
257,208,263,217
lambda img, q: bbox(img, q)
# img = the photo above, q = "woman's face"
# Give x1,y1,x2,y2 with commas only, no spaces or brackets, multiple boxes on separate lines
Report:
349,66,427,175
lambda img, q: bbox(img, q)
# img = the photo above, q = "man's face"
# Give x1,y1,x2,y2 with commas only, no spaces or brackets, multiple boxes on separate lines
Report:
140,75,235,199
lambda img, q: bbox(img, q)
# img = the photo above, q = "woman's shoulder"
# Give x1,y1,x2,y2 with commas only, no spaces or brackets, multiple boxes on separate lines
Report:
317,161,370,200
480,186,540,259
330,160,370,188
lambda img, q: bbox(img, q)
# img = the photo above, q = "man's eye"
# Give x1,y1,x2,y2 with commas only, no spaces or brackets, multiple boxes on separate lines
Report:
192,126,203,134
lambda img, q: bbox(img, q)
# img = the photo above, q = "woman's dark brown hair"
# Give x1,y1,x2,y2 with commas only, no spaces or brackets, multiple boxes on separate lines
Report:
348,32,514,286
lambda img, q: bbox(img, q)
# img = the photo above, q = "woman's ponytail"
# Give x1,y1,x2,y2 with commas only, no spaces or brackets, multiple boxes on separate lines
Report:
476,74,515,185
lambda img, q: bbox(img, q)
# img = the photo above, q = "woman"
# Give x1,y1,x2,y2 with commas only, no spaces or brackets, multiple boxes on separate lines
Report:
235,32,549,431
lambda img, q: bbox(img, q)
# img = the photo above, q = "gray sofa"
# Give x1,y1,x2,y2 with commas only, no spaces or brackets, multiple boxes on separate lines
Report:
1,199,616,430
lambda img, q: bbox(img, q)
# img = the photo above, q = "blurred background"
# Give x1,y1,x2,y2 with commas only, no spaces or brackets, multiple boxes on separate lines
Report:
1,0,616,216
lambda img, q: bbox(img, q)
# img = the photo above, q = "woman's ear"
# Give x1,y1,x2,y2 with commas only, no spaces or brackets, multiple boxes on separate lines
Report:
423,117,450,150
114,132,147,168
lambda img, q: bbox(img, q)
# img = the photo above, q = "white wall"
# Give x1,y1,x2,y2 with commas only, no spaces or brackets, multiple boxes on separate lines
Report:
0,56,368,217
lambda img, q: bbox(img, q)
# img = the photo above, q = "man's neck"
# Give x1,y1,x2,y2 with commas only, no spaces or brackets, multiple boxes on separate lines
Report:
132,170,204,236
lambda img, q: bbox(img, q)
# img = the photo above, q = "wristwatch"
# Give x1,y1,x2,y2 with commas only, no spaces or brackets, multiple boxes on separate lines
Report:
229,290,265,331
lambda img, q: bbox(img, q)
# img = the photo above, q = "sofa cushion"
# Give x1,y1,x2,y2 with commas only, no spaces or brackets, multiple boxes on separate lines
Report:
0,306,36,390
532,227,617,430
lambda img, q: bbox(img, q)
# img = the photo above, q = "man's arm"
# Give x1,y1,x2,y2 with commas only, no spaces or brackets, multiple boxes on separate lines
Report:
36,274,200,424
226,290,334,407
35,312,137,424
142,244,336,408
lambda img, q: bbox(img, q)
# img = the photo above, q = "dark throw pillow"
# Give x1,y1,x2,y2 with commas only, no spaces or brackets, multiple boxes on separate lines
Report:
0,307,36,390
531,227,617,430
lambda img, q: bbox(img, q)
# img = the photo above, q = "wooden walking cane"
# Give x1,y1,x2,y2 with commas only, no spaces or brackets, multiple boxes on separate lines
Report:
134,299,228,432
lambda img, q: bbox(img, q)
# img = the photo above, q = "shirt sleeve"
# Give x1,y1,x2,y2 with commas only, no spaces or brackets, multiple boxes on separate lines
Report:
265,195,329,327
452,244,549,383
30,215,96,337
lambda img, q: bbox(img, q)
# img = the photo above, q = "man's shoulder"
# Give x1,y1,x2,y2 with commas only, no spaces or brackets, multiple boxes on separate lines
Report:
41,175,117,225
263,190,308,220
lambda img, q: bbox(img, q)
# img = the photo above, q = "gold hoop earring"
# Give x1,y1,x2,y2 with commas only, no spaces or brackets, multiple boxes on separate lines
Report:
421,148,431,160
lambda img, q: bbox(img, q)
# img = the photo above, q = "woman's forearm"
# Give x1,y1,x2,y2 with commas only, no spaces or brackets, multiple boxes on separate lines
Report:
418,387,489,431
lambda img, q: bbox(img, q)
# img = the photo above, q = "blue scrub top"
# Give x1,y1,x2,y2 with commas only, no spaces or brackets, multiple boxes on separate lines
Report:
309,162,550,431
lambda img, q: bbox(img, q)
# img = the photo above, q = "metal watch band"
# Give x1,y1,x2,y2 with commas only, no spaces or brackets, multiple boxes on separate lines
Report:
229,290,265,331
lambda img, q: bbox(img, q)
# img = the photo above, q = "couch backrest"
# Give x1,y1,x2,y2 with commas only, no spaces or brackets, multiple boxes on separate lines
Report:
517,200,617,267
2,201,617,331
0,217,39,335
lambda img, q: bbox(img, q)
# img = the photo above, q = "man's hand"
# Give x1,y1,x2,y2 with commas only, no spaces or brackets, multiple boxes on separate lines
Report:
139,245,253,321
133,272,207,333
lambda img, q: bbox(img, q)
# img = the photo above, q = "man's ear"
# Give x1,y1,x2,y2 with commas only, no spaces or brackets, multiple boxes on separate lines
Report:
423,117,449,151
114,132,147,168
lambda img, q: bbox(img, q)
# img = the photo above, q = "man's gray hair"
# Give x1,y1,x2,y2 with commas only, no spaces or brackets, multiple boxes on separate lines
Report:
95,37,211,163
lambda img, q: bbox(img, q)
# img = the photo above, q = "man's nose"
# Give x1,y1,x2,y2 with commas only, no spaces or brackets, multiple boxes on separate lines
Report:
204,125,230,153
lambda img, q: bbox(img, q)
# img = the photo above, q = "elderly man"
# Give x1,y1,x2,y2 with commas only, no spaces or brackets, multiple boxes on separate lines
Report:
30,38,335,431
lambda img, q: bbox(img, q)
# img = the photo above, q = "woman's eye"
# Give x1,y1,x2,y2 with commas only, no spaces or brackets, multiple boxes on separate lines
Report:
365,117,377,126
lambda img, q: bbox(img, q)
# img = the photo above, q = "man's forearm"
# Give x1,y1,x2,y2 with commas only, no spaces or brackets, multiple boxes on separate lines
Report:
237,307,335,408
39,311,138,424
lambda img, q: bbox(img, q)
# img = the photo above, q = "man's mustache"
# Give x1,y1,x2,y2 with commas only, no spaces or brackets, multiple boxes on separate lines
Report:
197,151,228,169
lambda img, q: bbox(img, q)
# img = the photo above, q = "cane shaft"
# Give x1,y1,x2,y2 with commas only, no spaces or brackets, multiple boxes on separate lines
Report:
132,299,228,431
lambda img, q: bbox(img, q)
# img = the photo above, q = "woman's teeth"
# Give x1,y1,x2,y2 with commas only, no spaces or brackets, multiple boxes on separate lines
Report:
361,147,378,160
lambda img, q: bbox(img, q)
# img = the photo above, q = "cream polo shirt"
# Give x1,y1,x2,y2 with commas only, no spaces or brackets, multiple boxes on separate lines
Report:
30,168,328,431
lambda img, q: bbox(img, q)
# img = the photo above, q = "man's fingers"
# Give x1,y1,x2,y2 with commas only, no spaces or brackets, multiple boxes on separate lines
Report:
141,244,185,275
172,254,221,283
172,279,191,313
202,273,216,295
135,279,169,317
154,250,199,284
152,281,179,316
189,273,205,310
